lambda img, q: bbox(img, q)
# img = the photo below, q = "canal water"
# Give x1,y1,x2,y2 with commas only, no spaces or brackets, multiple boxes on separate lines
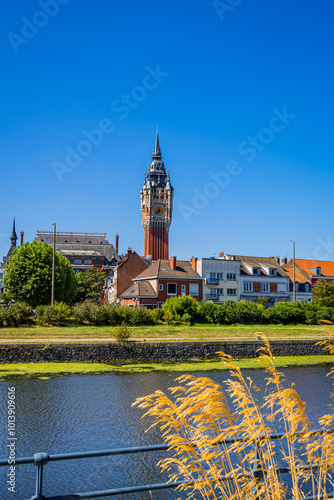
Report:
0,365,333,499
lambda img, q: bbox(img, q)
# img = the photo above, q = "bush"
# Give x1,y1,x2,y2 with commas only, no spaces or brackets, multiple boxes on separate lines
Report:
305,309,318,324
264,302,305,324
224,301,265,324
128,307,156,326
0,302,34,327
35,303,71,326
182,313,192,325
152,308,164,322
162,296,199,323
317,306,334,323
197,301,217,323
72,301,108,325
113,323,131,343
163,310,175,325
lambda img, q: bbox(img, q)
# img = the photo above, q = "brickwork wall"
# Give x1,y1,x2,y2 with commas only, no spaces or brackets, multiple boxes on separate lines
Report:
157,279,203,303
116,252,149,299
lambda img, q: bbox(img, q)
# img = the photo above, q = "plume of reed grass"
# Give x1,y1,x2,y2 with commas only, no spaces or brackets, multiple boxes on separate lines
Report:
133,333,334,499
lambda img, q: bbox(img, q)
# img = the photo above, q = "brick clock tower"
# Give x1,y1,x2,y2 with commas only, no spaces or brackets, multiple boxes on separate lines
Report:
140,130,173,260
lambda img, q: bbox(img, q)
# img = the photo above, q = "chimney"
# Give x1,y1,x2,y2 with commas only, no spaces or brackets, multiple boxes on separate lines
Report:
127,246,132,255
170,256,176,270
191,257,197,271
20,231,24,245
276,256,280,265
282,256,287,266
115,234,119,254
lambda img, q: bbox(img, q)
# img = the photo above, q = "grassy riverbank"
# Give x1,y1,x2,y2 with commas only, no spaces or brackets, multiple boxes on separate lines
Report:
0,355,333,379
0,323,331,342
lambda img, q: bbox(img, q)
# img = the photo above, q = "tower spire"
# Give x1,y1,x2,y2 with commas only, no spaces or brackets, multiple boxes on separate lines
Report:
10,218,17,245
152,126,162,160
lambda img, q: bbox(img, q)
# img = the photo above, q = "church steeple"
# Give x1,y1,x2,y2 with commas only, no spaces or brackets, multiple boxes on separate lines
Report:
3,218,18,264
140,130,174,260
10,218,17,247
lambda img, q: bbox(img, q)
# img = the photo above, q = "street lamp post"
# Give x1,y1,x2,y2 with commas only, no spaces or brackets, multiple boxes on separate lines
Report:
289,239,296,302
51,222,56,306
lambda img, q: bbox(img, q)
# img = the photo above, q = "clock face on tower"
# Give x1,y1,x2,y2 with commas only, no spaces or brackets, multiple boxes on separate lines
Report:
154,205,164,217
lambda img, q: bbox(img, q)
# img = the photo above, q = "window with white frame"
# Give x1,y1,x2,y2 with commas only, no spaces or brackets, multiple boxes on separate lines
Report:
261,283,270,293
277,283,286,293
253,268,260,275
217,288,224,295
167,283,177,295
227,288,237,295
84,259,92,265
305,283,310,292
74,259,82,265
210,272,216,279
227,273,236,280
217,272,223,280
159,284,163,291
269,269,277,276
189,283,198,296
244,282,253,292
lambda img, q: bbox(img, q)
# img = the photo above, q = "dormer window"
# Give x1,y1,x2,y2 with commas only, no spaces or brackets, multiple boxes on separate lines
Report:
269,269,277,276
309,266,321,276
253,268,260,275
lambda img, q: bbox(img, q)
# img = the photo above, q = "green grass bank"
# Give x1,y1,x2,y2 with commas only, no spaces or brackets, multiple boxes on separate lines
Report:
0,355,333,380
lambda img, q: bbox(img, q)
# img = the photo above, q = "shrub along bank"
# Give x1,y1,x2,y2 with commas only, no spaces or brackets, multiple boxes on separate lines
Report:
0,296,334,328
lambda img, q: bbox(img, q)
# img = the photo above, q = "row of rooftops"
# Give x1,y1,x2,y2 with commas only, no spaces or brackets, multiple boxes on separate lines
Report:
3,223,334,287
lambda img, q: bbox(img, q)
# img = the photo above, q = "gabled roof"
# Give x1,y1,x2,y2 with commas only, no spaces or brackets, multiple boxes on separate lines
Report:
121,280,157,299
227,255,288,277
283,265,311,283
134,259,201,280
117,250,149,269
288,259,334,277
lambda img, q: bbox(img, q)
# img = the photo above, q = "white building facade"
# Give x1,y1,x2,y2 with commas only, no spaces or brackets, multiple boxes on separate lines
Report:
197,257,241,303
225,255,290,305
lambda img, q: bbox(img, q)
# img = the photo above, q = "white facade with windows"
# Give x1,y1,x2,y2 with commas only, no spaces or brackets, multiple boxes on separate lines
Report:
228,255,291,305
197,258,241,303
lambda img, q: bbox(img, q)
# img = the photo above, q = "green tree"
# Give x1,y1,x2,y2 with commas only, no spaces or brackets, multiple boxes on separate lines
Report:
3,241,77,307
312,279,334,308
74,268,106,303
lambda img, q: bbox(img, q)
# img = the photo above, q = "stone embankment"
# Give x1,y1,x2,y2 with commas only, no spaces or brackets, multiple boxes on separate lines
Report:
0,339,329,363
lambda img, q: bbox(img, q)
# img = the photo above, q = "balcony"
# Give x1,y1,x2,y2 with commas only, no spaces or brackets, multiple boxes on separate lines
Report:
205,277,218,285
206,294,219,301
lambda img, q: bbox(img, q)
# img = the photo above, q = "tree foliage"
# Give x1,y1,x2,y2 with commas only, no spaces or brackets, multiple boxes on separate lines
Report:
312,279,334,308
3,241,77,307
74,268,106,303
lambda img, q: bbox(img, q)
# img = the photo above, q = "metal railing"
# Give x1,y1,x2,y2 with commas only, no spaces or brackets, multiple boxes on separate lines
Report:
206,294,220,300
1,428,333,500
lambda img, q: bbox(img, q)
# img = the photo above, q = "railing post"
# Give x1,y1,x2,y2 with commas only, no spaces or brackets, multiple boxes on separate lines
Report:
31,452,49,500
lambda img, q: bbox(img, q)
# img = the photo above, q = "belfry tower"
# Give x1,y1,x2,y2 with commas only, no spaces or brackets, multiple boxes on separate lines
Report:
140,130,173,260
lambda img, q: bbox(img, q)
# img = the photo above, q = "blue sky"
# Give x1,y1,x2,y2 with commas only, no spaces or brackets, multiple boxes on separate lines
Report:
1,0,334,262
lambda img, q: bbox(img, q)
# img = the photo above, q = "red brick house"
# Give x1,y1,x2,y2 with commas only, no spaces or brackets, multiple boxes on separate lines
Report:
114,248,150,302
121,257,203,308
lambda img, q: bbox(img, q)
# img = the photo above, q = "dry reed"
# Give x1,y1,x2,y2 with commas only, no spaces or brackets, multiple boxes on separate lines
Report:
133,333,334,499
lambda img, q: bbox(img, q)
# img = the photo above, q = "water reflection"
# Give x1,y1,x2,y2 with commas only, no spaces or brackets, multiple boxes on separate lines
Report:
0,365,333,499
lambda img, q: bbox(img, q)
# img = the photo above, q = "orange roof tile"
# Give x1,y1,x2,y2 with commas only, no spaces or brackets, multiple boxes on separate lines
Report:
287,259,334,277
283,266,310,283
